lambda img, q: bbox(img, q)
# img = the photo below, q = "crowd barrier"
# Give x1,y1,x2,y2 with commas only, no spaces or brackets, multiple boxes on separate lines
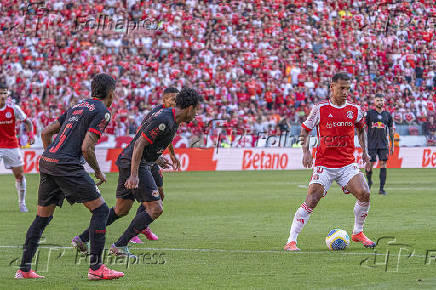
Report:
1,147,435,174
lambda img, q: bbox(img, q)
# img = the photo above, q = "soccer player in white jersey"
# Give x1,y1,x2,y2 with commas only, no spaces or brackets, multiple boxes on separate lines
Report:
0,83,35,212
284,72,375,251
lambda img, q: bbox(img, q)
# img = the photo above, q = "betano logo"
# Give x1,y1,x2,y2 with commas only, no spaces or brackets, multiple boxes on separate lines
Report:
242,150,288,170
422,149,436,168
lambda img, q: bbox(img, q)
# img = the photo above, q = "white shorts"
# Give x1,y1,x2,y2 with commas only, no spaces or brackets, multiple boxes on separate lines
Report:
0,148,24,169
309,163,360,196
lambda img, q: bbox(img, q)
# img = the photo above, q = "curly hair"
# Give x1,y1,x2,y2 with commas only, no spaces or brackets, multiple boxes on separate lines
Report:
91,73,116,99
163,87,179,95
175,87,203,109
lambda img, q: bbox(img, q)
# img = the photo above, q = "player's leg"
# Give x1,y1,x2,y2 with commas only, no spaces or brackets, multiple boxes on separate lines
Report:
4,148,27,212
111,166,162,254
378,149,389,195
55,171,123,280
365,150,377,189
342,168,375,248
74,166,135,248
12,166,27,212
16,173,59,279
284,166,333,251
113,199,163,250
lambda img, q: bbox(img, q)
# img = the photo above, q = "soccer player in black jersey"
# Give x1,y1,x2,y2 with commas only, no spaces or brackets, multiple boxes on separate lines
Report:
72,87,181,247
75,88,201,257
15,74,124,280
365,94,394,195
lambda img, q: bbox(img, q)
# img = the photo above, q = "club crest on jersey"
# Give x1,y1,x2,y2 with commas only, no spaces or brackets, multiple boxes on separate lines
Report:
159,123,166,131
377,115,382,120
105,112,111,122
346,111,353,119
5,112,12,118
151,190,160,198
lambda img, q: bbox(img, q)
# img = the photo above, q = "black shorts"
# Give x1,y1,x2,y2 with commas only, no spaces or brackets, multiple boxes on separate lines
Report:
369,149,389,162
151,163,163,188
116,165,160,202
38,171,101,207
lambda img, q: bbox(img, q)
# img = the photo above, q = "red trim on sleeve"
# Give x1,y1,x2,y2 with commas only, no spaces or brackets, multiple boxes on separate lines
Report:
89,128,101,136
301,123,311,132
141,132,153,144
172,108,176,121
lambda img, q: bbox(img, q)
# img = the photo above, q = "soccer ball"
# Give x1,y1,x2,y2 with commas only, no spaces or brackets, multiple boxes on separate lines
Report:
325,229,350,250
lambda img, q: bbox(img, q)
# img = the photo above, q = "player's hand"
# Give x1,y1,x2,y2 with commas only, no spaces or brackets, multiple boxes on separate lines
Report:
156,156,172,169
95,171,106,186
159,190,165,201
362,152,371,171
170,154,181,171
390,146,394,156
125,175,139,189
302,151,313,168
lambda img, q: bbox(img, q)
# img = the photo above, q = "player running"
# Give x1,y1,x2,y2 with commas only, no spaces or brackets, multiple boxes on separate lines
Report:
16,74,124,280
365,94,394,195
130,87,181,244
74,88,201,258
284,72,375,251
0,83,35,212
72,87,181,248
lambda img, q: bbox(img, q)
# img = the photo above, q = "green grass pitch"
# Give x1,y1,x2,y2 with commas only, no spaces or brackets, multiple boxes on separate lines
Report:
0,169,436,289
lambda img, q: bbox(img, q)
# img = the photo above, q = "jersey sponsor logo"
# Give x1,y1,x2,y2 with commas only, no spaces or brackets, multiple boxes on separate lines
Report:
73,109,83,115
326,121,353,128
72,101,95,111
5,112,12,118
346,111,353,119
0,120,13,125
158,123,166,131
371,122,386,129
68,116,79,122
242,150,288,170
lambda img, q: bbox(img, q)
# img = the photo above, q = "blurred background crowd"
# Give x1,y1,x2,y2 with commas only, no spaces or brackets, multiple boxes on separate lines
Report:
0,0,435,147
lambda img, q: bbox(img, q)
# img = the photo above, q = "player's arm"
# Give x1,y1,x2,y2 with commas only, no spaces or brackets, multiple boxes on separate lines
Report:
300,105,319,168
41,120,61,150
125,135,150,190
14,105,35,145
82,131,106,186
388,114,395,155
168,143,181,170
356,126,371,171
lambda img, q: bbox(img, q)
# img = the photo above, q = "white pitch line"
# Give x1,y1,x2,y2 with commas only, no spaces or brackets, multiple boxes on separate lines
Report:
0,245,426,258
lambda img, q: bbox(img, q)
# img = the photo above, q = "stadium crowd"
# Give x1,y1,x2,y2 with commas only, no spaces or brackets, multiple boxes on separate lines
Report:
0,0,435,147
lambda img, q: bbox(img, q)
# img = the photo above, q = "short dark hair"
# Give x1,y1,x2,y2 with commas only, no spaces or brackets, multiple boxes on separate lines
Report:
175,87,203,109
0,83,7,90
375,93,385,99
163,87,179,95
331,72,350,83
91,73,116,99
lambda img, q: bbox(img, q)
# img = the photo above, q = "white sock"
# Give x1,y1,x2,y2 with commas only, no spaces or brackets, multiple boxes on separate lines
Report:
353,200,369,235
16,176,27,206
287,202,313,244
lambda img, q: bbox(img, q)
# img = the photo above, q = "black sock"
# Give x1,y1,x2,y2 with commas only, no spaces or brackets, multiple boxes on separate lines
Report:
114,211,153,248
89,203,109,271
79,207,119,243
380,168,387,190
366,169,373,184
135,204,146,215
20,215,53,272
